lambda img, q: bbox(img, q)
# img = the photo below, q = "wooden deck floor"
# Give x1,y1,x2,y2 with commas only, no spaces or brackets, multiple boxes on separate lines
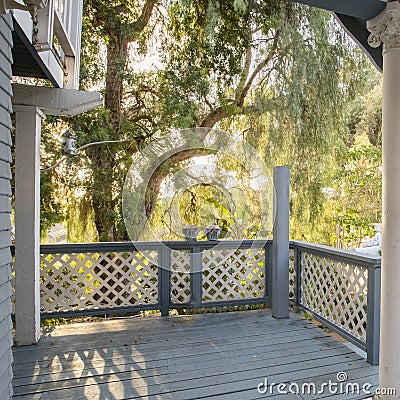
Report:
11,310,378,400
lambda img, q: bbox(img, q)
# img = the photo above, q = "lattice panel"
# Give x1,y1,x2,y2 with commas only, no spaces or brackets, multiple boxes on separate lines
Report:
170,250,191,304
202,248,265,303
300,252,368,341
40,250,159,313
289,248,296,302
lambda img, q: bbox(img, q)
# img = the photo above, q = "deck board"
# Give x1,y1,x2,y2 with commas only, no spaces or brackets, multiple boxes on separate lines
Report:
11,310,378,400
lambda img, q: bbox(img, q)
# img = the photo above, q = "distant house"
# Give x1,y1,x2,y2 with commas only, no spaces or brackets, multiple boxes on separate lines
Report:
0,2,101,399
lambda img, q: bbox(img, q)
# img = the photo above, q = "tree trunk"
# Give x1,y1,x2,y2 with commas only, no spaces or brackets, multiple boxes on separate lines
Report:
105,35,128,130
83,1,157,242
90,34,128,241
145,148,214,220
88,146,117,241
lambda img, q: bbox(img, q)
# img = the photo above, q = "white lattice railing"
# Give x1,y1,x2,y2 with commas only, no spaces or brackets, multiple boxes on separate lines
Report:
202,248,265,303
11,240,381,362
301,252,368,340
169,247,266,305
291,242,381,363
40,249,159,313
170,249,191,304
12,240,270,317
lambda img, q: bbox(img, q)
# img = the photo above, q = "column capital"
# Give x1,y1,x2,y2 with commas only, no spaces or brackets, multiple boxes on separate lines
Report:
367,1,400,52
13,105,46,119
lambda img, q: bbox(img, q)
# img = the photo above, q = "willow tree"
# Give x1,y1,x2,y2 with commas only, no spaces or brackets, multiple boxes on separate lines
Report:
68,0,161,241
52,0,375,242
259,8,375,240
62,0,292,240
142,0,292,223
144,1,373,237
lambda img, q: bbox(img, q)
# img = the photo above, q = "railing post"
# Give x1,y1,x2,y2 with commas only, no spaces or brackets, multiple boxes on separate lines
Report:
159,245,171,317
293,246,302,307
366,263,381,365
266,242,273,304
272,166,290,319
190,246,203,307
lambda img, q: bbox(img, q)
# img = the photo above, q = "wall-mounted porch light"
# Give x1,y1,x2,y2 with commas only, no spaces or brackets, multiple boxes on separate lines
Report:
60,129,77,156
42,129,136,171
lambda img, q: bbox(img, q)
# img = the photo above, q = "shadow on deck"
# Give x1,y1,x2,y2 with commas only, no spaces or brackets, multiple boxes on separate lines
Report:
12,310,378,400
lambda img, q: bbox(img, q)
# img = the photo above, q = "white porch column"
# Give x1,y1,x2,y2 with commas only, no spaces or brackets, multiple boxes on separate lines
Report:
368,2,400,398
11,85,101,346
14,106,43,345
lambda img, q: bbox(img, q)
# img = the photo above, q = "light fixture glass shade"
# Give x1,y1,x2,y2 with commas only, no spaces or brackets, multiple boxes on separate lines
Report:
60,130,77,155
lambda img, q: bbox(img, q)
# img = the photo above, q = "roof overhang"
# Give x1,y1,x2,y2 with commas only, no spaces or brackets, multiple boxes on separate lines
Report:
12,84,103,116
334,13,383,71
287,0,389,71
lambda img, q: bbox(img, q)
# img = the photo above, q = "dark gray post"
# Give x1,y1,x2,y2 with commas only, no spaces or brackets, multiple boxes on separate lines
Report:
266,242,273,305
159,246,171,317
272,166,290,319
190,247,203,307
366,263,381,365
293,246,302,307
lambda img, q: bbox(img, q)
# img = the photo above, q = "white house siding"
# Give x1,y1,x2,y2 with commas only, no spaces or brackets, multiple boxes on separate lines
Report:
0,12,14,400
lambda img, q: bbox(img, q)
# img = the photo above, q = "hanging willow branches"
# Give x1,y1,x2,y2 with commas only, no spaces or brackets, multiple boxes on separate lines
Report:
39,0,380,244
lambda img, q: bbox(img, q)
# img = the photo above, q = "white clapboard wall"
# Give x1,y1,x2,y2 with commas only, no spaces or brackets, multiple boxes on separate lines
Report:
0,12,14,400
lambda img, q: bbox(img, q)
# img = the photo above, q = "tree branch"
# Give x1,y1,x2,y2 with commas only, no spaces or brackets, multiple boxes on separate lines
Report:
199,107,230,127
235,31,253,104
236,29,282,106
130,0,158,37
199,27,283,129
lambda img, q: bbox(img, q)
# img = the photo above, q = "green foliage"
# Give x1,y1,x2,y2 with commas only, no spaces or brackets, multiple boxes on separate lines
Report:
41,318,67,327
33,117,66,237
329,145,382,248
347,81,382,147
158,0,288,128
62,0,161,241
259,8,377,241
37,1,383,248
40,171,64,236
66,191,98,243
178,184,237,233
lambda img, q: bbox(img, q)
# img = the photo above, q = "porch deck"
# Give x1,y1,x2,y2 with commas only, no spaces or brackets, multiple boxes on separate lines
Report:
12,310,378,400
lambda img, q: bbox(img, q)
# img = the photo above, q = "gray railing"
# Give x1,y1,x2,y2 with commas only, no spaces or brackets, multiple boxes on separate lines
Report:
11,239,381,364
290,241,381,365
30,240,270,318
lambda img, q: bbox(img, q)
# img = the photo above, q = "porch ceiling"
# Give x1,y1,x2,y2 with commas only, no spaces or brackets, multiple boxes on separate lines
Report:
288,0,385,19
287,0,388,71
